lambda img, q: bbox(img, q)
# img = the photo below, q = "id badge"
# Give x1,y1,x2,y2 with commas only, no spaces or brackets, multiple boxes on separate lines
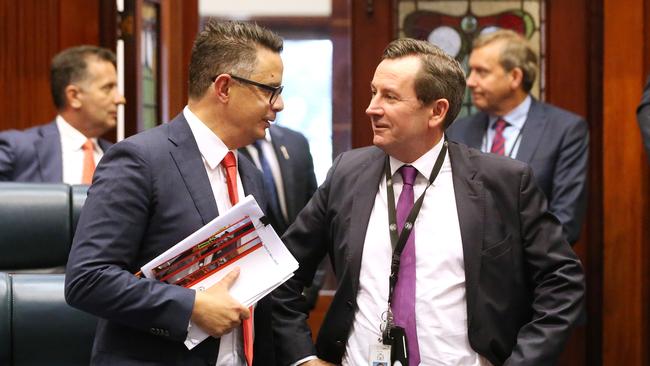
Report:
368,343,391,366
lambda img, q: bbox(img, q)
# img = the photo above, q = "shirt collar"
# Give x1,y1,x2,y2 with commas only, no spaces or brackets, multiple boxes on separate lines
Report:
388,134,446,179
183,106,233,170
56,115,98,151
488,95,532,130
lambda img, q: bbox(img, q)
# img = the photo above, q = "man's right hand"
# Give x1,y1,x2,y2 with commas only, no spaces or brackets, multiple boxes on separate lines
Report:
190,267,249,338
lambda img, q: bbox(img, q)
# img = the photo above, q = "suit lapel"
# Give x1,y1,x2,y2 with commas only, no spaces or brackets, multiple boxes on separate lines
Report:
449,142,484,325
35,121,63,182
347,148,385,294
238,151,264,202
269,126,296,219
466,113,489,150
515,99,546,163
168,114,219,225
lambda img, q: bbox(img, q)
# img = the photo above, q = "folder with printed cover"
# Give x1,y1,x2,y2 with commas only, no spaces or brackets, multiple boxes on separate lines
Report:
140,195,298,349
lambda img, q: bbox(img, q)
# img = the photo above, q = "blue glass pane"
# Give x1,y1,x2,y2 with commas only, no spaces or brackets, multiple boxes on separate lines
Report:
275,40,333,185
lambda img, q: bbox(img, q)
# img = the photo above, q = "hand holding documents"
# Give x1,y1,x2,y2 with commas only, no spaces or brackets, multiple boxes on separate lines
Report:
140,195,299,349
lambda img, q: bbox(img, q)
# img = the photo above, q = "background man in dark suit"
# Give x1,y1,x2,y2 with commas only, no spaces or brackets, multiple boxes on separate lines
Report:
272,39,584,366
446,30,589,245
65,21,284,365
0,45,124,184
637,76,650,159
240,125,323,311
241,124,317,235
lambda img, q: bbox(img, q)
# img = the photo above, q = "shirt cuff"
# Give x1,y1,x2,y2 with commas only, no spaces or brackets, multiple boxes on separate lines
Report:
291,355,318,366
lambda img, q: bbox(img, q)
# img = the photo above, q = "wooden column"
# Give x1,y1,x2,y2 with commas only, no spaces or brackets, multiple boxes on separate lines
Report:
602,0,650,364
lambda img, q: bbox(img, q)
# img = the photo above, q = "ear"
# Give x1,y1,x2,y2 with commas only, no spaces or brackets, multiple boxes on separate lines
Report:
509,67,524,90
65,85,83,109
428,98,450,129
212,74,233,103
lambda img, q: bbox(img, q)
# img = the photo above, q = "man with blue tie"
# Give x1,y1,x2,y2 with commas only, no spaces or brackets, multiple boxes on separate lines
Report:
446,29,589,245
66,21,284,365
272,38,584,366
241,125,317,236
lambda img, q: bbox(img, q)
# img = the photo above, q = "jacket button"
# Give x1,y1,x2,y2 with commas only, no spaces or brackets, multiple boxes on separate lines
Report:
346,300,354,309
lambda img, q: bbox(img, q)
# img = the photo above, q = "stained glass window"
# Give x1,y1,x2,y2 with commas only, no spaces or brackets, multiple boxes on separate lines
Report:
396,0,545,117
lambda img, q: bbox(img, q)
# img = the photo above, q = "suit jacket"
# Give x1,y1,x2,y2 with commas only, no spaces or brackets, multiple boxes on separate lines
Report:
272,141,585,366
637,76,650,159
65,113,274,365
239,125,318,235
446,99,589,244
0,120,112,182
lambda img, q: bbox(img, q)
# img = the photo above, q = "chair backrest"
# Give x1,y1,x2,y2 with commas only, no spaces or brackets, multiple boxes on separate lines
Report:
0,272,97,365
71,184,89,235
0,273,10,365
0,183,71,270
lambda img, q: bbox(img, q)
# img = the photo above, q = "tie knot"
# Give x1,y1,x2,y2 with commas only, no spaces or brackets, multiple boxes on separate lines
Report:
82,139,94,151
221,151,237,169
494,118,508,132
399,165,417,186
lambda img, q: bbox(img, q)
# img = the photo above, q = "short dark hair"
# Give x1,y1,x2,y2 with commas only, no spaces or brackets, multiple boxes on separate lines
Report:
50,46,117,110
473,30,538,93
382,38,466,128
188,20,283,99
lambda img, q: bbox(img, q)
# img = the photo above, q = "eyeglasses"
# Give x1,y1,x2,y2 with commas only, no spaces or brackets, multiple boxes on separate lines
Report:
213,74,283,106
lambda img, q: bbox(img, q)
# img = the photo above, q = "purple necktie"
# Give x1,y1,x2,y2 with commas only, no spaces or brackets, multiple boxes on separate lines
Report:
490,118,508,155
392,165,420,365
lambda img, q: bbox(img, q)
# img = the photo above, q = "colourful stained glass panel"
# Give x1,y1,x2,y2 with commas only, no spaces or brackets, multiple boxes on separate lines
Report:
396,0,545,117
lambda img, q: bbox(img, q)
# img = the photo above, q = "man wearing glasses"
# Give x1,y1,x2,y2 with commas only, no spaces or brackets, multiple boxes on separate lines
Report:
66,21,284,365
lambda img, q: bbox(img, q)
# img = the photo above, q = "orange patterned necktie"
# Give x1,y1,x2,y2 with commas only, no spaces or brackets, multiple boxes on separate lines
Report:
81,139,95,184
220,151,254,366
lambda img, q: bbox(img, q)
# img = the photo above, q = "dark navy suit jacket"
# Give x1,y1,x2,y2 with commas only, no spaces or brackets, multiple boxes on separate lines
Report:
65,113,274,365
272,142,585,366
239,125,317,235
0,120,111,182
637,76,650,159
446,99,589,244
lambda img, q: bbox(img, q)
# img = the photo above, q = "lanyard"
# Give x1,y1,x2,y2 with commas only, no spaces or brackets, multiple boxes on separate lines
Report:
384,139,448,307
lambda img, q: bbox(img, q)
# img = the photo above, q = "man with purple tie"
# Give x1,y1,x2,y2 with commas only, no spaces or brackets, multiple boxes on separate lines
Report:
272,38,584,366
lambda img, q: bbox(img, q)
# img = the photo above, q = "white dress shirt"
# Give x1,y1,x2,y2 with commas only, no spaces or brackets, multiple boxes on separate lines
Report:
482,95,531,158
56,115,103,184
342,136,492,366
183,106,247,366
245,133,289,222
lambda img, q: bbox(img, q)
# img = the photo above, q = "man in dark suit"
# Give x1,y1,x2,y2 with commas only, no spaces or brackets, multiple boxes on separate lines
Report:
65,21,285,365
637,76,650,159
0,46,123,184
446,29,589,245
240,124,318,235
240,125,323,312
272,39,584,366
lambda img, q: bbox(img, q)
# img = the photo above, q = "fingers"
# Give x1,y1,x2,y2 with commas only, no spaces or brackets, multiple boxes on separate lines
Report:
217,267,240,290
239,306,251,320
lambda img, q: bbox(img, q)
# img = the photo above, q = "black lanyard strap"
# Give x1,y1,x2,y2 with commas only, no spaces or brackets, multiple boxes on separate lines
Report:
385,138,448,306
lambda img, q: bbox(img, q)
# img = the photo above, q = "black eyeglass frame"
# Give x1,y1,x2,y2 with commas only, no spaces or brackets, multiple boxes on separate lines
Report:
212,74,283,106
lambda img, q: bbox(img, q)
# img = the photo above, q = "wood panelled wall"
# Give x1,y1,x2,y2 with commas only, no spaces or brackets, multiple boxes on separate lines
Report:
0,0,100,132
602,0,650,364
0,0,197,135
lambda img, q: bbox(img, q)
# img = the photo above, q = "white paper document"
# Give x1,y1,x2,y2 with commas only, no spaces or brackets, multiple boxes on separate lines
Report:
140,195,298,349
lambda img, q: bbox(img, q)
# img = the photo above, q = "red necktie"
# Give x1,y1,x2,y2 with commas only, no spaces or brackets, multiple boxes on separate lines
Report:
81,139,95,184
220,151,254,366
490,118,508,155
